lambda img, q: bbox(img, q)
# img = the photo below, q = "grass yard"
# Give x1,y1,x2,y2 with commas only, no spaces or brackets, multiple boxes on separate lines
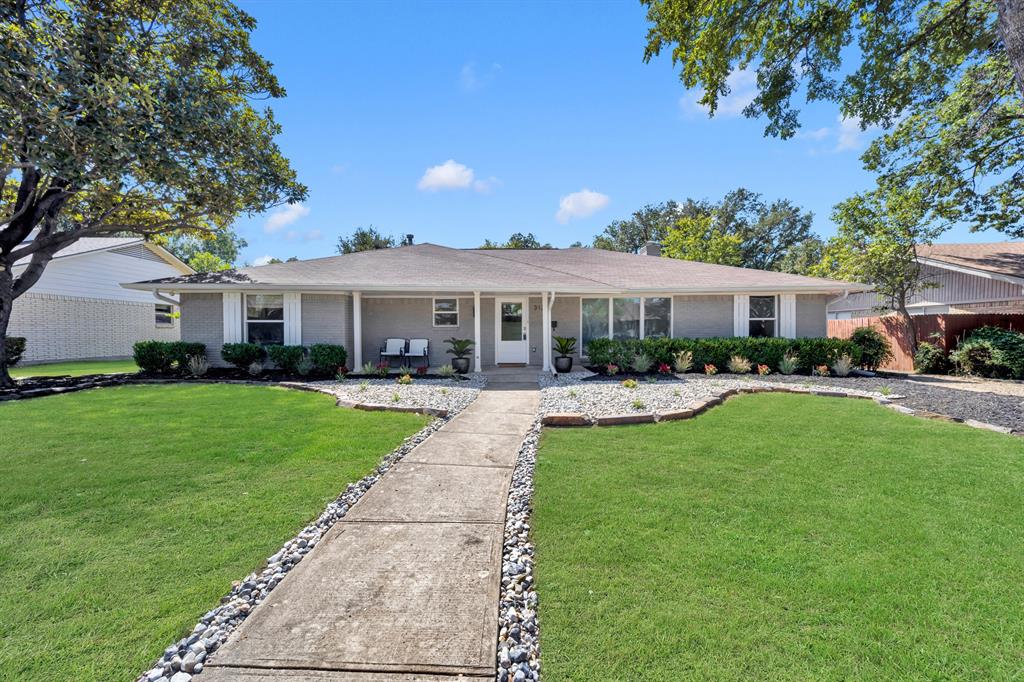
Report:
0,384,428,680
534,393,1024,681
11,358,140,377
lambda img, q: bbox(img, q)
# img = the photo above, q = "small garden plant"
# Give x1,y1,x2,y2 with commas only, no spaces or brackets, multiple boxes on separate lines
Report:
777,351,799,375
391,391,401,403
704,363,718,375
727,355,752,374
831,354,854,377
673,350,693,373
756,364,770,376
631,398,645,411
247,360,263,376
186,354,209,378
630,353,653,374
813,364,830,377
621,378,639,389
657,362,672,374
605,363,619,376
375,361,389,377
360,361,377,375
396,373,413,385
438,364,456,378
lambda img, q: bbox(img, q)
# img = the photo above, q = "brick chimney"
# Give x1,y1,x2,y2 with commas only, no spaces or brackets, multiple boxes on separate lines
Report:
641,241,662,257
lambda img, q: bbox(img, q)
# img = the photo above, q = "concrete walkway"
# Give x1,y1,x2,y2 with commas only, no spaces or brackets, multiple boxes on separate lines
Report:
204,376,538,681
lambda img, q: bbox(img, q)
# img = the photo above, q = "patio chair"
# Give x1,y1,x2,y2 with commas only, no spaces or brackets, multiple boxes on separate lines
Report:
379,338,406,367
406,338,430,369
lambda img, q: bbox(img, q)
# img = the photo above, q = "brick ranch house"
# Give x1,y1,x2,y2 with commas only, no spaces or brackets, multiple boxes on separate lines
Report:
11,237,193,364
124,242,866,372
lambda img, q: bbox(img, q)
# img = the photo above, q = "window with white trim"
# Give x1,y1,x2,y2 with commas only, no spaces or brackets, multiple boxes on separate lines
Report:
245,294,284,345
581,296,674,352
748,295,777,337
432,298,459,327
155,303,175,327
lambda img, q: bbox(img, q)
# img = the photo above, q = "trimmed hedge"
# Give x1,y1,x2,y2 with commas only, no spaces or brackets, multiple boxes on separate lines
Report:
266,344,305,374
309,344,348,376
221,343,267,370
4,336,26,367
133,340,206,373
585,336,862,374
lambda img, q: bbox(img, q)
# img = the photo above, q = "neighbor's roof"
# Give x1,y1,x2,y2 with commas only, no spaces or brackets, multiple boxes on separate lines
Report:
917,242,1024,281
124,243,864,294
15,236,192,273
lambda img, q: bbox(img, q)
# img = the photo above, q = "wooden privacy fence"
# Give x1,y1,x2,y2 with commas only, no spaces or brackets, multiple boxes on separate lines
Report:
828,313,1024,372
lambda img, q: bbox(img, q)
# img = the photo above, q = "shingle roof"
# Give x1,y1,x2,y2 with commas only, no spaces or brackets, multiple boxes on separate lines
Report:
125,243,863,293
917,242,1024,280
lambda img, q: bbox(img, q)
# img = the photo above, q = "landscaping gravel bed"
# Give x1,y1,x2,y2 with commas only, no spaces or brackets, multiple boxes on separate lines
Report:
497,420,541,682
310,374,486,414
540,372,885,420
722,373,1024,434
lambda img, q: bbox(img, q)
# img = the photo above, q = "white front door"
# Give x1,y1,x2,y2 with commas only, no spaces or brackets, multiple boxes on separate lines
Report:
495,297,529,364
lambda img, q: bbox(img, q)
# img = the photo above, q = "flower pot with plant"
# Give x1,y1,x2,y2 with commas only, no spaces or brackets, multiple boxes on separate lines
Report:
445,337,474,374
552,336,576,373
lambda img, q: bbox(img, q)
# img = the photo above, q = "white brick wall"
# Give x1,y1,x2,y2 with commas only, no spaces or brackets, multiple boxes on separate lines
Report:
8,292,179,363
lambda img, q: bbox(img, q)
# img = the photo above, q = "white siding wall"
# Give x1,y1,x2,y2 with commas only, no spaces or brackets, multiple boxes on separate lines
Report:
14,250,186,303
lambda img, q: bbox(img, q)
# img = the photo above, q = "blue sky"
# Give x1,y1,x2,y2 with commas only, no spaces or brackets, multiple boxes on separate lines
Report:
232,0,986,266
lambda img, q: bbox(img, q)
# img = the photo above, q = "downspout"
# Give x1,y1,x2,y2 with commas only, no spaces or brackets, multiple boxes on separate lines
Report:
547,290,557,374
154,289,180,306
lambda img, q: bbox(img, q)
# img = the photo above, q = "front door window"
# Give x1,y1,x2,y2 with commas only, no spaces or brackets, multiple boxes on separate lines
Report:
501,302,523,341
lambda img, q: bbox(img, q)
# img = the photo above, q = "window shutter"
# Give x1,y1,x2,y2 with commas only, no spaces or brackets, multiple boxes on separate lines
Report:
732,295,749,337
223,292,242,343
779,294,797,338
284,292,302,345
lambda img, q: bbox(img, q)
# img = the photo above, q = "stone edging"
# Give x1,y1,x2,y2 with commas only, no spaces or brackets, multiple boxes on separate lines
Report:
135,410,456,682
542,385,1020,436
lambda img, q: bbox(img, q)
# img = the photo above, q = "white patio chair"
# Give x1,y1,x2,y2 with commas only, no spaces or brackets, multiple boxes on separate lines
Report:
379,338,406,367
406,338,429,369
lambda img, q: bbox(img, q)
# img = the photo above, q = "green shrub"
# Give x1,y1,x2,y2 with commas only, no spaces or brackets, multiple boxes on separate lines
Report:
4,336,26,367
951,340,1009,378
266,344,306,374
914,342,948,374
221,343,266,370
308,344,348,376
962,326,1024,379
133,341,205,373
850,326,893,371
584,336,859,374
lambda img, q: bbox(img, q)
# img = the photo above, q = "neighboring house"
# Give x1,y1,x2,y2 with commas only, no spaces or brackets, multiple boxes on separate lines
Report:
10,237,193,364
124,242,865,372
828,242,1024,319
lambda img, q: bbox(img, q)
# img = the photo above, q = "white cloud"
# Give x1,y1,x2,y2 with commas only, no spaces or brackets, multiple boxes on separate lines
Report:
680,68,757,118
459,61,501,91
796,126,831,141
555,189,610,224
835,115,870,151
253,255,275,266
417,159,497,193
264,203,309,233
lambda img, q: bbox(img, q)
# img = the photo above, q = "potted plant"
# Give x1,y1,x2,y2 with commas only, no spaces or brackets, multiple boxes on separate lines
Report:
445,337,474,374
552,336,576,373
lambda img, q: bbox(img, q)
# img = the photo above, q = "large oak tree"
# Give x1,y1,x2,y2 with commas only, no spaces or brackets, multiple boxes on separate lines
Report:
0,0,304,385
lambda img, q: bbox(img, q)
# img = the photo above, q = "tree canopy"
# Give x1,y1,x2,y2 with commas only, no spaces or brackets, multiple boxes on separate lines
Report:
161,230,248,272
0,0,304,385
641,0,1024,235
336,226,397,254
479,232,552,249
593,189,818,273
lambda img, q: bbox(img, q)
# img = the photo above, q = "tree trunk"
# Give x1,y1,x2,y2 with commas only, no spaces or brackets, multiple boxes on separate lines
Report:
0,267,14,388
997,0,1024,100
897,302,918,358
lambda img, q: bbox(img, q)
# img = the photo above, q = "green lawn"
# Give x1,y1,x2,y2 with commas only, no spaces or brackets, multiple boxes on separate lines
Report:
0,384,428,680
534,394,1024,681
11,358,140,377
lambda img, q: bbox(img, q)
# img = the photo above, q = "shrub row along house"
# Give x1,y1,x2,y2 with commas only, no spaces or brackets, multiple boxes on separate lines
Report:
123,242,867,371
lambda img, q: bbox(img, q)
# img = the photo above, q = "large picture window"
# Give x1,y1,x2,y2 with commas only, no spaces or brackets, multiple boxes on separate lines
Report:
612,297,640,340
748,295,776,337
433,298,459,327
246,294,284,345
581,298,610,349
581,296,674,353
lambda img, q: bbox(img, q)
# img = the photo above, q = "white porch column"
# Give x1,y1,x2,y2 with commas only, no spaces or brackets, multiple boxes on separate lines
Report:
473,291,482,373
541,291,551,371
352,291,363,369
